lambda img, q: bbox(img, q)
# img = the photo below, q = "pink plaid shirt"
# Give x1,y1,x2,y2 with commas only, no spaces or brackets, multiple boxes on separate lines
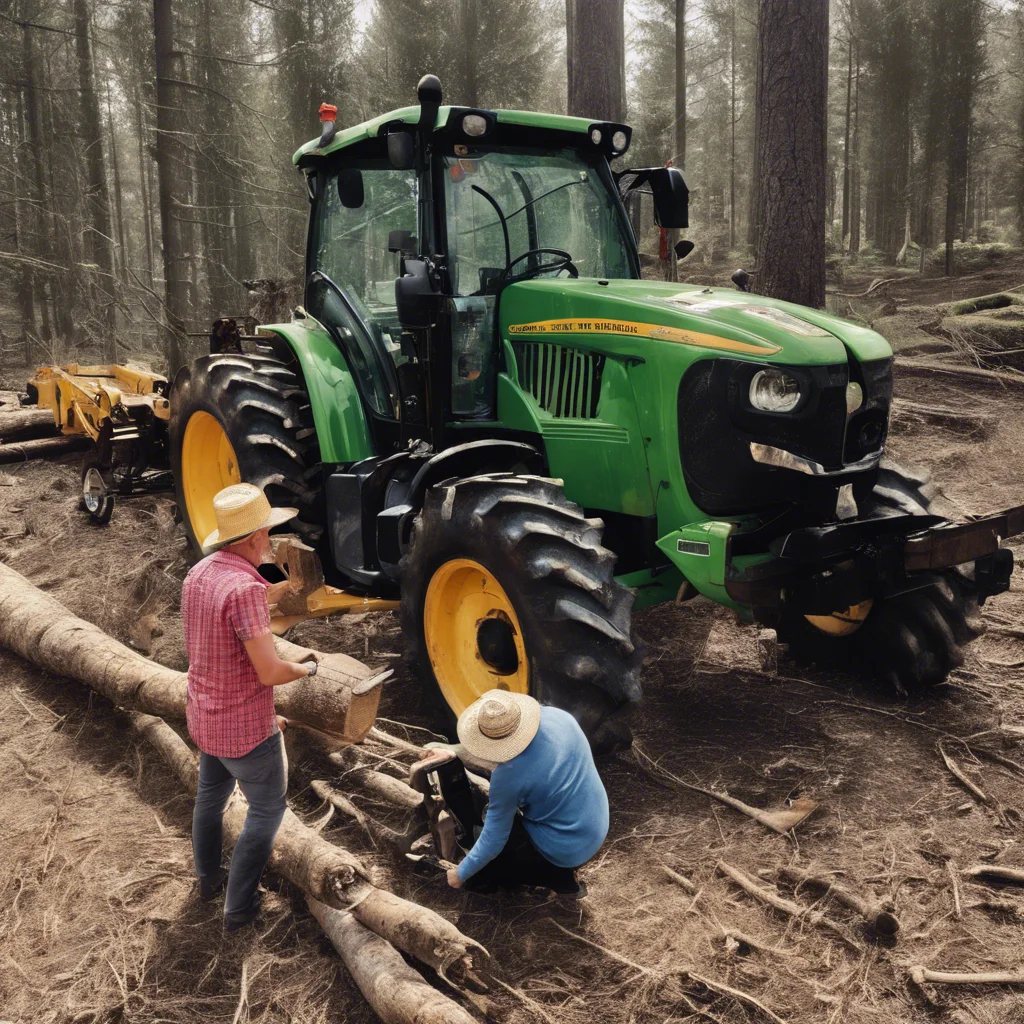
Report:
183,550,277,758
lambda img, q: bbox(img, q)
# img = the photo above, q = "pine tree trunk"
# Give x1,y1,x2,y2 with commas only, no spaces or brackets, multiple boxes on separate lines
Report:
666,0,686,283
73,0,118,352
135,90,157,291
152,0,192,371
841,32,852,246
106,85,129,296
754,0,828,307
850,45,861,253
729,0,737,250
20,10,54,343
12,89,37,353
567,0,625,120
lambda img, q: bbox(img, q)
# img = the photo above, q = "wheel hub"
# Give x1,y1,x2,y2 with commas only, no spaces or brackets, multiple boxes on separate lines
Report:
82,467,106,513
423,558,529,714
181,411,241,545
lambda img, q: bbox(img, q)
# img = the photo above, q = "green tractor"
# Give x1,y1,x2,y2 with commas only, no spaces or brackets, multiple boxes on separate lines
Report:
170,75,1021,749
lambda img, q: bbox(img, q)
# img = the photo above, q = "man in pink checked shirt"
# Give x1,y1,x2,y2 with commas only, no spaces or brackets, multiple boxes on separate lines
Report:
182,482,316,932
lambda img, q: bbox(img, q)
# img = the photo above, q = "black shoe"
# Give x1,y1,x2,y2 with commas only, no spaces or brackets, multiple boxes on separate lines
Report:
223,893,261,932
553,879,588,900
199,868,227,903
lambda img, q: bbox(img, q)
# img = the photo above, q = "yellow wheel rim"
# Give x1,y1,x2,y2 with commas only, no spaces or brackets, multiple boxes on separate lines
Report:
805,600,874,637
423,558,529,714
181,411,241,546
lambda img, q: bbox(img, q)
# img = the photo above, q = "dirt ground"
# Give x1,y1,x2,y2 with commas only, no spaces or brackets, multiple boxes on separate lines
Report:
2,267,1024,1024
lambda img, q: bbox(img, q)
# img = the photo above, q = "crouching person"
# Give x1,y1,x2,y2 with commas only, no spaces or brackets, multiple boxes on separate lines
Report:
183,483,317,931
442,690,609,898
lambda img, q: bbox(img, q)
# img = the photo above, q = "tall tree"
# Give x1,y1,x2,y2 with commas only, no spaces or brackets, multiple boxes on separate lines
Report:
753,0,828,306
73,0,118,351
152,0,191,371
567,0,624,120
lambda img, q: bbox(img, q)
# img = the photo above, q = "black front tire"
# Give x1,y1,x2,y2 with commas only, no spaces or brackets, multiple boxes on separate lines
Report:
777,459,984,693
169,352,323,556
399,473,642,752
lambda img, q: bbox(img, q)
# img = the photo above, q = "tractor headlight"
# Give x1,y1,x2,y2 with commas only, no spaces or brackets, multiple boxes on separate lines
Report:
590,128,603,145
749,368,801,413
612,130,628,152
845,381,863,414
462,114,488,137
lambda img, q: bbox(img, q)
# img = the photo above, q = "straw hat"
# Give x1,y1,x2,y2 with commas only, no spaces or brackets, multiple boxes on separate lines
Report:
457,690,542,763
202,483,298,552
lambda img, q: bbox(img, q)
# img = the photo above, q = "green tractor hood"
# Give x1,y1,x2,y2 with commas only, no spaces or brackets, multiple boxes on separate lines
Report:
500,279,892,367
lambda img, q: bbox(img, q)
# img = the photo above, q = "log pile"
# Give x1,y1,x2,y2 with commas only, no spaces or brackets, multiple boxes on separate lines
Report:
0,560,488,1023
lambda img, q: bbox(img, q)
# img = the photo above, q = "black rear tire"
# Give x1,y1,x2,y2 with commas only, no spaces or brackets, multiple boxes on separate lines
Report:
169,352,323,556
777,459,984,693
400,473,642,752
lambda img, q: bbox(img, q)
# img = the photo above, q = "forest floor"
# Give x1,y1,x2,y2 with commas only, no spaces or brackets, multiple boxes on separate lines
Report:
1,264,1024,1024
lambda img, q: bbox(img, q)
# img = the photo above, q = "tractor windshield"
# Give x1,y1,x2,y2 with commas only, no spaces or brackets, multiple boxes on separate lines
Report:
442,147,635,296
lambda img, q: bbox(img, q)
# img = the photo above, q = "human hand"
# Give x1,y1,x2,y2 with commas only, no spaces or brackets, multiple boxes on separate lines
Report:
276,715,288,732
446,867,463,889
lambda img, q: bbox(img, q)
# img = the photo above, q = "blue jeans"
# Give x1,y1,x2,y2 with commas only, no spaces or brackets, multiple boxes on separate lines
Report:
192,732,287,917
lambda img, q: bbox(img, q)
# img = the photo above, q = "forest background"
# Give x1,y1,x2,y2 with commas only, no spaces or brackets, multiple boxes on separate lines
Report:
1,0,1021,371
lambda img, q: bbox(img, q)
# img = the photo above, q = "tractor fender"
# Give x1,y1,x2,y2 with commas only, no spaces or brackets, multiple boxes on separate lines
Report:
407,439,545,509
257,321,374,464
375,440,545,576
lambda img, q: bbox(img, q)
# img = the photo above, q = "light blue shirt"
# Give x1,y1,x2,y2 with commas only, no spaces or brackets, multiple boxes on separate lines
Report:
457,706,610,881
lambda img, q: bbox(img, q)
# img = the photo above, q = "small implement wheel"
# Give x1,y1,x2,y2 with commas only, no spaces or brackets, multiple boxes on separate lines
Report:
169,352,322,556
401,473,642,751
81,458,115,525
777,459,983,693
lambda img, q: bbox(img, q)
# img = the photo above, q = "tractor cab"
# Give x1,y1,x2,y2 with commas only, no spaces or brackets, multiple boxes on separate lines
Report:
295,75,688,450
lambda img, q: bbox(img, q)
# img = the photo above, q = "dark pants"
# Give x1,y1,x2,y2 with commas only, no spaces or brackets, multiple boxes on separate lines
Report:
435,758,579,893
192,732,287,917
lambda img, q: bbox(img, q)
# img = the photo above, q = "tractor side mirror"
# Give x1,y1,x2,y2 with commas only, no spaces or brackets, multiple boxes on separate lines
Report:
337,168,364,209
731,269,751,292
675,239,695,262
395,258,436,329
648,167,689,229
387,132,415,170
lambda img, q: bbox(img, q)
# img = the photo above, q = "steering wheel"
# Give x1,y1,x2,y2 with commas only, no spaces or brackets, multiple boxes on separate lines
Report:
499,248,579,286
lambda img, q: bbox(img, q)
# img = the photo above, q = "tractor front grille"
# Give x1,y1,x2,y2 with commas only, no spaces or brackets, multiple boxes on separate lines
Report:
512,342,604,419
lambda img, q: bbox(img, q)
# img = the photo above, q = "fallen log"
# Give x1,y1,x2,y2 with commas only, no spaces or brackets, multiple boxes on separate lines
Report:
308,899,479,1024
0,434,91,464
131,712,488,983
895,357,1024,391
777,866,899,936
940,288,1024,317
963,865,1024,887
0,407,58,441
0,561,384,740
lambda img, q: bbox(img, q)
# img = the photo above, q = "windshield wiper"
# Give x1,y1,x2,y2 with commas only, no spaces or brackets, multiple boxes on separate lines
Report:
470,184,511,269
505,177,586,222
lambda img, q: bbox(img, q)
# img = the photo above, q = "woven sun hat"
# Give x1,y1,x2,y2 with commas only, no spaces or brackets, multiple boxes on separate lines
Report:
456,690,542,764
202,483,298,553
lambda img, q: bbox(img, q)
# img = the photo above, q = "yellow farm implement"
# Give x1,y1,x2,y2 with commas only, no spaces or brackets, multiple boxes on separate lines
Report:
27,364,173,524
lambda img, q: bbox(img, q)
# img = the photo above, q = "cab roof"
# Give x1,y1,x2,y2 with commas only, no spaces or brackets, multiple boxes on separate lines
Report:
292,106,616,164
